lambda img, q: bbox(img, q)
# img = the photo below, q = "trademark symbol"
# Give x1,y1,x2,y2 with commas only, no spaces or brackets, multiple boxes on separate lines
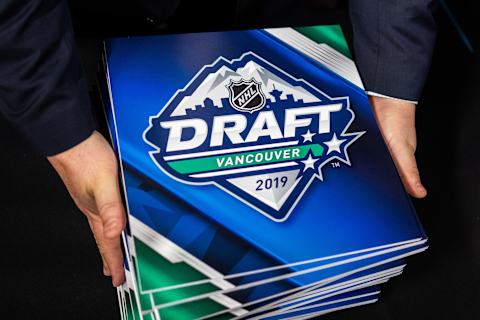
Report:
331,162,341,168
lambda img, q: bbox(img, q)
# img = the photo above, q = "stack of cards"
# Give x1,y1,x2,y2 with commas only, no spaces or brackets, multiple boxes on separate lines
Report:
100,25,428,320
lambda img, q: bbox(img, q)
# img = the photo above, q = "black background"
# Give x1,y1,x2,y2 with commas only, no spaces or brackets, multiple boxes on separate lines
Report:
0,1,479,319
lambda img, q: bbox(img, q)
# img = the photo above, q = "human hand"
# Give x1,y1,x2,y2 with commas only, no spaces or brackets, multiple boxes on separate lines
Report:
369,96,427,198
48,131,126,286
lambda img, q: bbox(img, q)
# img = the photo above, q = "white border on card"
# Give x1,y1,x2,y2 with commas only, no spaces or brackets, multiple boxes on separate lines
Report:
131,216,420,294
147,240,426,311
250,289,381,320
191,246,425,320
199,266,402,320
283,298,378,320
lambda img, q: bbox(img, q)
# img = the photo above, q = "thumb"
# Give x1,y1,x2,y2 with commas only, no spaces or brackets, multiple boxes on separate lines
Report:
390,143,427,199
94,173,126,239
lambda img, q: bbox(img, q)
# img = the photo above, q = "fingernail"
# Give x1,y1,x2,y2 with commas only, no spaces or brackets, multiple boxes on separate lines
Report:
113,277,126,287
103,266,111,276
416,183,427,195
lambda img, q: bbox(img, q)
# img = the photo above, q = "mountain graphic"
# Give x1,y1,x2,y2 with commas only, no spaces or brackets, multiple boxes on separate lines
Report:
170,60,321,116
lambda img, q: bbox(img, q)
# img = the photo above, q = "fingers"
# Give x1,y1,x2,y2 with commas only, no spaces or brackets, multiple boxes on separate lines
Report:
102,258,111,276
87,220,111,276
369,96,427,199
98,230,125,287
93,173,127,286
389,142,427,199
89,218,125,286
95,177,126,239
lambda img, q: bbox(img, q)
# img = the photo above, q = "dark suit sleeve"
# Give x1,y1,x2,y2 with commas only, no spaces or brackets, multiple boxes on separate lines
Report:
349,0,437,101
0,0,95,156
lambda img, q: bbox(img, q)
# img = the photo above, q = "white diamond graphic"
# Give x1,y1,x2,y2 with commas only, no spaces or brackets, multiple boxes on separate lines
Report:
227,170,301,211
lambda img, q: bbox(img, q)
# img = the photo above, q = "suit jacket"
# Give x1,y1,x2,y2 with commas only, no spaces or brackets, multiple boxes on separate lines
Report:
0,0,436,156
349,0,437,102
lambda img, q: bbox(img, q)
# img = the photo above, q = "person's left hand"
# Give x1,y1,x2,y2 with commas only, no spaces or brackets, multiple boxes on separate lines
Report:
48,131,126,286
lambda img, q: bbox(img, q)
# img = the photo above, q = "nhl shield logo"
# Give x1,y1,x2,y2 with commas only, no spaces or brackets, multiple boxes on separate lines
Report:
227,78,266,113
144,52,365,222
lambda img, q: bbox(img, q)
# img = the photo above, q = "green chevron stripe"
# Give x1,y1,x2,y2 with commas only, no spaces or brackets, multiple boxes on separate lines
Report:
294,25,352,58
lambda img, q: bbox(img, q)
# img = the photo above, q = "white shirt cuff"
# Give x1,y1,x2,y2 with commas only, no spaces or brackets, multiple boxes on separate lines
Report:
366,91,418,105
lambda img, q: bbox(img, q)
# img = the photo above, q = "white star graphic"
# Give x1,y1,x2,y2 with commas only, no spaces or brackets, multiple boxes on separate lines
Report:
301,130,316,143
301,154,318,172
324,133,346,155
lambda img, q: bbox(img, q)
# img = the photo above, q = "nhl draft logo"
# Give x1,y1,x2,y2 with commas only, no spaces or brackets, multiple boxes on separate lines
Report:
144,52,365,222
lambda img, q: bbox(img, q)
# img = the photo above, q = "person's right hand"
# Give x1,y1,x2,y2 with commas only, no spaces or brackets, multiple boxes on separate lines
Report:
370,96,427,198
48,131,126,286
